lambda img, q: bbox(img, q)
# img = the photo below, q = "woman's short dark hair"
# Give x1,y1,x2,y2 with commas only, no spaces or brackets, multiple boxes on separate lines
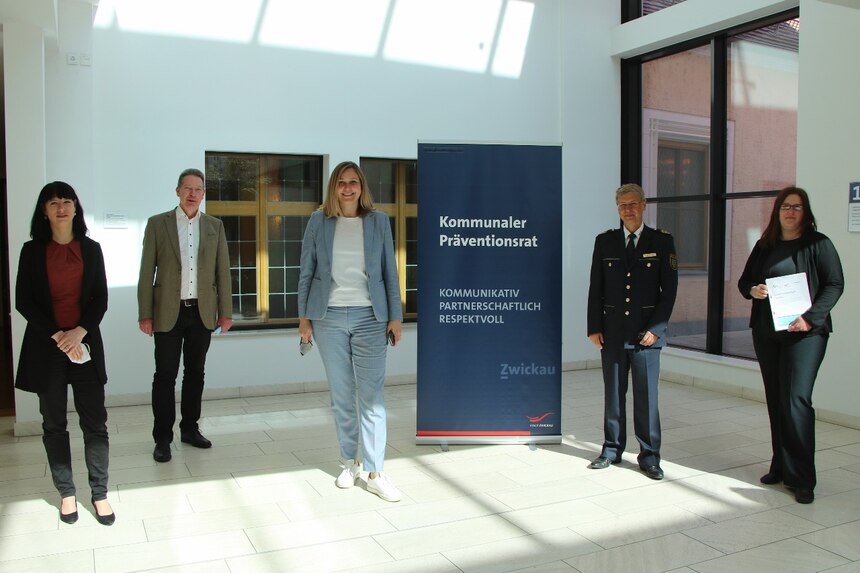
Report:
759,186,816,248
30,181,89,242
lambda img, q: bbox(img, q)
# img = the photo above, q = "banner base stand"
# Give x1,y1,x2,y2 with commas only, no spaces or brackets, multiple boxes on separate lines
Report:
416,435,561,446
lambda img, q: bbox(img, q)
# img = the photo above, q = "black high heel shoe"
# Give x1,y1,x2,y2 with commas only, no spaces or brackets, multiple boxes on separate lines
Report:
91,497,116,526
60,496,78,524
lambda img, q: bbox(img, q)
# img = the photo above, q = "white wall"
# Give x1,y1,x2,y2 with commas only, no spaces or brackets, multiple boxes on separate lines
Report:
12,0,624,431
10,0,855,433
795,0,860,427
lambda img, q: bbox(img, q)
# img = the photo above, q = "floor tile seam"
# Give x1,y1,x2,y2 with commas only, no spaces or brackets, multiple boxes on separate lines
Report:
682,534,848,569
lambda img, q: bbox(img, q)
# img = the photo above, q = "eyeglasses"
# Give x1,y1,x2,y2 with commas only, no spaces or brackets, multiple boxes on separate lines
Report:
617,202,642,210
779,203,803,212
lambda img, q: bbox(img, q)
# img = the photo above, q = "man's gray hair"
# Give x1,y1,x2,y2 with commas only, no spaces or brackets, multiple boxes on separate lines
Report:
615,183,645,202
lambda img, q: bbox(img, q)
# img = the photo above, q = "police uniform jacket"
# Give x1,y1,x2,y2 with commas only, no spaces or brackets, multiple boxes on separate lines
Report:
587,225,678,348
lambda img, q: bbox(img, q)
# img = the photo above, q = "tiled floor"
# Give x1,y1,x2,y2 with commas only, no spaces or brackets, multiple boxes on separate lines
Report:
2,369,860,572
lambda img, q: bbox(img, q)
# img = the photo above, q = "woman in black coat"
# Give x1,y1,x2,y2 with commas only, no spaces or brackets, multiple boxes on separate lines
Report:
15,182,114,525
738,186,844,504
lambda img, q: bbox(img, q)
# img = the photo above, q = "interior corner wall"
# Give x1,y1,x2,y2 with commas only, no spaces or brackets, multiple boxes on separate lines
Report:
795,0,859,427
561,0,622,367
4,21,47,430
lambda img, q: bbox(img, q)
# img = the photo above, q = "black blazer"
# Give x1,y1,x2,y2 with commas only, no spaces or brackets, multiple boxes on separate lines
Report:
15,237,108,393
587,225,679,348
738,230,844,334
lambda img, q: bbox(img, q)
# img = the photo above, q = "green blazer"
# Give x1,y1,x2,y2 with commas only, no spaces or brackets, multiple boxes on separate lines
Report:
137,209,232,331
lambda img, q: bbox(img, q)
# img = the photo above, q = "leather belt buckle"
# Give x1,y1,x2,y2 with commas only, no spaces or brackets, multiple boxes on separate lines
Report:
182,299,198,307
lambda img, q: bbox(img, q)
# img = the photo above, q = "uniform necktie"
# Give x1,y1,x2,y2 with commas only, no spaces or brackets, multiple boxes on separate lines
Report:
626,232,636,267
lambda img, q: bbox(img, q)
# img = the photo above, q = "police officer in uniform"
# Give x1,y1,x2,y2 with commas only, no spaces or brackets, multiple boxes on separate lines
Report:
586,183,678,480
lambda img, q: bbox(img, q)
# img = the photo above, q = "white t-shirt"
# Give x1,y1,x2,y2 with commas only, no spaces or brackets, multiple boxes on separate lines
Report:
328,216,372,307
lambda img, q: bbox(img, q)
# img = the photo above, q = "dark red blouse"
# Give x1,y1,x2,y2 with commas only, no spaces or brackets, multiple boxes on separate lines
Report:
46,240,83,329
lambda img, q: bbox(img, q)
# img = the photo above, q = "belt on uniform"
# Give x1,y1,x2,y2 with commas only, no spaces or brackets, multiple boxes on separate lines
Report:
181,299,198,307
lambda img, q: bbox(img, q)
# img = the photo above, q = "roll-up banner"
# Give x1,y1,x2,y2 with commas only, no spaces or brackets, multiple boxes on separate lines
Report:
416,142,562,445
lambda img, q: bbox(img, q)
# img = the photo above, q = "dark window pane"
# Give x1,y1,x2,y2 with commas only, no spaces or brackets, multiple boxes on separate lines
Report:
406,162,418,204
269,241,285,268
285,241,301,266
239,294,258,318
286,268,300,293
268,215,285,241
240,269,257,293
269,294,285,319
406,291,417,314
240,217,255,241
222,216,240,242
269,268,285,293
362,159,397,203
284,216,305,241
240,241,256,268
285,294,298,318
228,241,240,267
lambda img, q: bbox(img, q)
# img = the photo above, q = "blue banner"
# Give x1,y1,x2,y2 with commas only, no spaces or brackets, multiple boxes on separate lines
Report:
416,143,562,444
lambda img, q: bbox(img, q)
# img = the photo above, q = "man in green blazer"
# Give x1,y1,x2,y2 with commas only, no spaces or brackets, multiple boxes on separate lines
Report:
138,168,233,463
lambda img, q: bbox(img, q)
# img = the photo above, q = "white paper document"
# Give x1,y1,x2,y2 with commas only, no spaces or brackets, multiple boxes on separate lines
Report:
69,343,92,364
765,272,812,331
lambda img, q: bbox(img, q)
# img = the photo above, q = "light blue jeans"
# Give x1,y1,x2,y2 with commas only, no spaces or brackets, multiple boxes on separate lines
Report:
313,306,388,472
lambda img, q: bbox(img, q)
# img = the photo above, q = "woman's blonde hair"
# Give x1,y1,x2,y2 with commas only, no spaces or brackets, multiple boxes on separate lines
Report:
320,161,376,217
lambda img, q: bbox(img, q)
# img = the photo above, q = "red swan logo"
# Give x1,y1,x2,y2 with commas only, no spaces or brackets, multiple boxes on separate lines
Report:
527,412,554,423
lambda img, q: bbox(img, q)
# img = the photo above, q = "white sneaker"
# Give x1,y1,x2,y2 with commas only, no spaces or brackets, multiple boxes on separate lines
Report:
366,472,402,502
335,459,360,488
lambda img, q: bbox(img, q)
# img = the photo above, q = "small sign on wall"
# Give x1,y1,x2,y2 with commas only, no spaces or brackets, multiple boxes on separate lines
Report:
850,182,860,232
104,211,128,229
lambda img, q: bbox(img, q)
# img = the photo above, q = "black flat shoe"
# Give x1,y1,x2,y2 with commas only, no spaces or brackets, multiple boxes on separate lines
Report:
92,498,116,526
760,472,782,485
60,497,78,524
642,465,664,480
588,456,620,469
59,509,78,524
795,488,814,504
180,430,212,449
153,441,172,462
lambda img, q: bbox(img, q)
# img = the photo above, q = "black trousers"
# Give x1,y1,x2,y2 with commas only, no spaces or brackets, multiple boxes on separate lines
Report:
152,304,212,443
600,345,662,467
753,330,827,490
38,357,109,500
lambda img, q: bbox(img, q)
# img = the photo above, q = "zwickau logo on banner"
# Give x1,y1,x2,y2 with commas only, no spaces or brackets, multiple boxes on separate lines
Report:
499,362,557,381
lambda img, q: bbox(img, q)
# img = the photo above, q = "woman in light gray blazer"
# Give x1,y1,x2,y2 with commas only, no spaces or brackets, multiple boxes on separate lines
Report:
298,161,403,502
